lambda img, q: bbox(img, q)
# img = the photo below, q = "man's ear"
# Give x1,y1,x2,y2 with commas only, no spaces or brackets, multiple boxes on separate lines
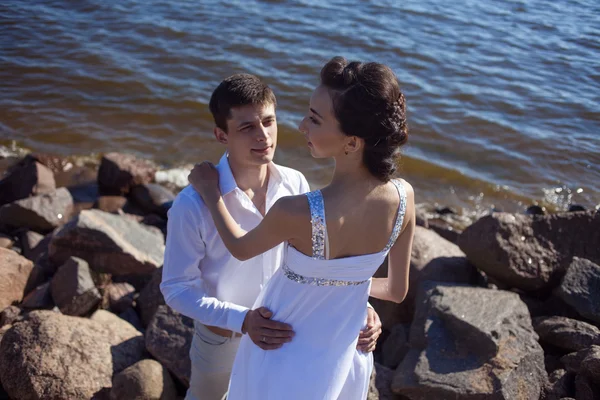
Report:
214,127,228,144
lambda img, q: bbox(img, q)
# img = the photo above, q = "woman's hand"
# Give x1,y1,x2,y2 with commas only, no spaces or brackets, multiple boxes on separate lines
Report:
188,162,222,204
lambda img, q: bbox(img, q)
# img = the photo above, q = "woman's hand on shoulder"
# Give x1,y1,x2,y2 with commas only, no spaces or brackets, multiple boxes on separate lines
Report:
188,162,222,205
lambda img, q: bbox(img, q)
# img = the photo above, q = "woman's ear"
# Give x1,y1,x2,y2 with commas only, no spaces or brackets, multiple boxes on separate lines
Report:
214,127,228,145
345,136,363,154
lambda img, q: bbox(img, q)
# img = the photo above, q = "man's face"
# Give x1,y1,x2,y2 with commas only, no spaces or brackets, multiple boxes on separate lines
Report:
215,103,277,167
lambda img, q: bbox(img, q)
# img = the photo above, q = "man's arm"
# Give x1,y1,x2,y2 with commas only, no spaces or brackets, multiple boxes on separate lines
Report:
160,190,294,349
160,192,248,333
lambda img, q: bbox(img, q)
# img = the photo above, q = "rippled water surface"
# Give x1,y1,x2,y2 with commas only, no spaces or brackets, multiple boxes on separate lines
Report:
1,0,599,213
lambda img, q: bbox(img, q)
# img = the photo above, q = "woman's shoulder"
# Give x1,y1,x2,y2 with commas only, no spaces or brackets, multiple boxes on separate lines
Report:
272,193,312,217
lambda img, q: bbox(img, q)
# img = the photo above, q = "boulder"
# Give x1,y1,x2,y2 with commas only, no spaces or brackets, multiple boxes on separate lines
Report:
574,373,600,400
0,305,21,328
392,283,546,400
0,233,13,249
104,282,136,314
51,257,102,316
130,184,175,217
20,230,50,262
49,209,165,276
458,211,600,291
145,305,193,386
556,257,600,324
542,369,575,400
110,359,178,400
0,187,73,232
0,248,34,310
371,226,474,327
21,281,54,309
0,310,145,399
368,363,405,400
98,153,157,195
533,316,600,352
381,324,410,369
137,267,165,327
0,158,55,206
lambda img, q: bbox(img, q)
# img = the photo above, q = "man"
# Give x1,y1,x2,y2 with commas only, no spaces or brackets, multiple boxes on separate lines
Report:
161,74,382,400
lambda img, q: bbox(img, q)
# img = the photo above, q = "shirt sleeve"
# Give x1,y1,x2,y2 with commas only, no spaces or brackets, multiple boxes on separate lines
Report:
160,192,249,333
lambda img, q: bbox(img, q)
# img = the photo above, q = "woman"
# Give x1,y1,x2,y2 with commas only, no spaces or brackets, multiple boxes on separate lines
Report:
189,56,415,399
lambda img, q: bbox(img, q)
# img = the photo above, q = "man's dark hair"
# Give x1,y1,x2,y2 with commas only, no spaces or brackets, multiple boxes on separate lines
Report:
209,74,277,132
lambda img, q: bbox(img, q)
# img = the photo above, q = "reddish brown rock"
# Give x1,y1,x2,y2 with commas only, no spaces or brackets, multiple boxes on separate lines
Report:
98,153,157,195
0,158,55,206
0,187,73,232
49,209,165,276
0,310,145,399
0,248,34,311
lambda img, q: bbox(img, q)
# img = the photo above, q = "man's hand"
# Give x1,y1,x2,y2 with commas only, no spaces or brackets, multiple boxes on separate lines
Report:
242,307,295,350
357,307,382,353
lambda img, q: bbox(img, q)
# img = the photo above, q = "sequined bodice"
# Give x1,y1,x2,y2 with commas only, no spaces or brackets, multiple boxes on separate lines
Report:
282,179,407,286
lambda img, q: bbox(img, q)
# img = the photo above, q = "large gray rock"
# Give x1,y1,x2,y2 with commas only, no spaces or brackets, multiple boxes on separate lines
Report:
0,187,73,232
98,153,157,195
110,359,178,400
458,211,600,291
370,226,475,327
579,346,600,385
49,209,165,276
392,283,546,400
543,369,575,400
0,310,146,400
556,257,600,324
137,267,165,327
574,373,600,400
51,257,101,316
0,248,34,311
368,363,405,400
0,158,55,206
533,316,600,352
145,305,193,386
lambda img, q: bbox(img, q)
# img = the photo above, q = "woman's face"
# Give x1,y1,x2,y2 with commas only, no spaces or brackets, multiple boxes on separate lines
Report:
298,85,348,158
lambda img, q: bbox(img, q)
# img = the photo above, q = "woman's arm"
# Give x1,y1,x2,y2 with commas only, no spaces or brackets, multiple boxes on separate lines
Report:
188,162,298,261
370,180,415,303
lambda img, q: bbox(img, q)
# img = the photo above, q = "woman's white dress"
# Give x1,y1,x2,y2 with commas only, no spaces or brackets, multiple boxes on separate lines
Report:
227,180,407,400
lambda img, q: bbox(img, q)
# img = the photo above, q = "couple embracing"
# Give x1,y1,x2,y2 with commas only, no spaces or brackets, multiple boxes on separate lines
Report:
161,56,416,400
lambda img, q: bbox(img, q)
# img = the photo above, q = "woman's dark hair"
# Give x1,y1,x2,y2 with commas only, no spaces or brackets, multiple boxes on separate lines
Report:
209,74,276,132
320,56,408,182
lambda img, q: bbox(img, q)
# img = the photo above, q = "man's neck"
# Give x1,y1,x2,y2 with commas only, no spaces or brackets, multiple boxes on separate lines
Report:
228,157,270,193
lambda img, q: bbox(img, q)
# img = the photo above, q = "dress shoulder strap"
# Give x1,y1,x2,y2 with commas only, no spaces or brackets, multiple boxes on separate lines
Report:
382,179,407,253
306,190,327,260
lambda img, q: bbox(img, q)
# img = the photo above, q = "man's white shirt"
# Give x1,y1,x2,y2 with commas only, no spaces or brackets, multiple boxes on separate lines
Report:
161,153,310,334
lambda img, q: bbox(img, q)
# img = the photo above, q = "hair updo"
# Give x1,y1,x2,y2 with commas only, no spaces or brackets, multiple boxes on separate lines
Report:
320,56,408,182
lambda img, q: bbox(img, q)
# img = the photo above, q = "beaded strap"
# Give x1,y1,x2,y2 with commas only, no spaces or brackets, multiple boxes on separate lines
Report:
306,190,326,260
282,264,369,286
382,180,407,252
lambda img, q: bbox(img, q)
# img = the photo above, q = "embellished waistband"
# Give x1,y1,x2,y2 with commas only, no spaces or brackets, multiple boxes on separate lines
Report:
282,264,369,287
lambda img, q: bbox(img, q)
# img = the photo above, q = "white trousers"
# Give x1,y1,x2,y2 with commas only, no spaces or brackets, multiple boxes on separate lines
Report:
185,321,242,400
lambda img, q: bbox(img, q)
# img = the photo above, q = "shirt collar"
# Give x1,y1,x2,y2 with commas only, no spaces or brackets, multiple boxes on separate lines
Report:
215,152,284,196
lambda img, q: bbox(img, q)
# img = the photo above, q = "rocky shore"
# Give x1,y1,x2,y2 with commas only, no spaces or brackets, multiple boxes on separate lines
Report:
0,152,598,400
